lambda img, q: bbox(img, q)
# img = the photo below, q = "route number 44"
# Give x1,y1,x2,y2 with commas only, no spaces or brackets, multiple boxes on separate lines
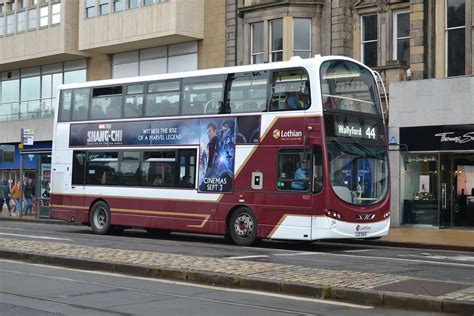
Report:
365,127,376,139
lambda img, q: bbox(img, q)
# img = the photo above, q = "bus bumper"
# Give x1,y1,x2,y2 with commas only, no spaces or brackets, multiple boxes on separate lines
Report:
312,216,390,240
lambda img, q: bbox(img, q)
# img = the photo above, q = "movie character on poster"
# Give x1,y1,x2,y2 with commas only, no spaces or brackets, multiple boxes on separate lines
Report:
199,119,235,192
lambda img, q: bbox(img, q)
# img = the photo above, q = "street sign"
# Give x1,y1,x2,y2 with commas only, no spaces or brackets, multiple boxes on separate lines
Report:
390,136,397,145
21,128,34,146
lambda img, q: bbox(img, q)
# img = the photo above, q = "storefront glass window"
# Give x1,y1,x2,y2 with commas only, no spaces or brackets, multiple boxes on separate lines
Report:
402,154,438,225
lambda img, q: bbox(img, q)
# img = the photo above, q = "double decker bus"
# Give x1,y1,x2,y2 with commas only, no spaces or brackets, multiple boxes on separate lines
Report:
51,55,390,246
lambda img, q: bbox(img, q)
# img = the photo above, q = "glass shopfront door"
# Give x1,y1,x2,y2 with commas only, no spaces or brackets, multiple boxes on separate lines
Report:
439,154,453,227
37,154,51,218
450,154,474,227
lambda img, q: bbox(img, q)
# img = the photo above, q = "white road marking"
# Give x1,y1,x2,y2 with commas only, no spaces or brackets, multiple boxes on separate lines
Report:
0,226,25,231
0,259,373,310
0,232,71,241
290,251,474,268
343,249,376,253
401,253,474,262
274,252,316,257
225,255,269,260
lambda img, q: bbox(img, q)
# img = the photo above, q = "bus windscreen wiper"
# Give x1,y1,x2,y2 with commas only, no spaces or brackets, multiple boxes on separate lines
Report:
332,139,362,157
353,141,386,160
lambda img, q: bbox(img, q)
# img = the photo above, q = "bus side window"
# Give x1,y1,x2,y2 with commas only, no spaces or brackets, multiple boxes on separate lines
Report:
71,88,90,121
59,90,73,121
276,149,311,191
72,151,86,185
270,69,310,111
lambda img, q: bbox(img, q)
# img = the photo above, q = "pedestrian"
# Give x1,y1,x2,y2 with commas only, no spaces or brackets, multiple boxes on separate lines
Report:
24,178,35,215
10,181,24,216
1,180,12,216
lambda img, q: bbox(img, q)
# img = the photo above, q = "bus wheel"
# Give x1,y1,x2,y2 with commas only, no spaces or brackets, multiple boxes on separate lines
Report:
90,201,111,235
229,207,257,246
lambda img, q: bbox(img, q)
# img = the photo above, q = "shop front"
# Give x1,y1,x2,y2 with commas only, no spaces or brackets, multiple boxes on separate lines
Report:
400,125,474,228
0,142,51,218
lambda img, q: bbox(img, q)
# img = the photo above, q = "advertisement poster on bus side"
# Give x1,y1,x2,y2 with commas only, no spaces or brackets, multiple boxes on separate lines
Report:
69,116,261,193
69,116,260,148
198,118,235,193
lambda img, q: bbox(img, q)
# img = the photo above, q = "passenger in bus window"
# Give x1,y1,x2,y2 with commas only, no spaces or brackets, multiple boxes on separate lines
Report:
286,92,308,110
291,160,309,190
101,169,116,185
160,100,176,116
125,101,139,117
107,101,121,118
91,104,106,119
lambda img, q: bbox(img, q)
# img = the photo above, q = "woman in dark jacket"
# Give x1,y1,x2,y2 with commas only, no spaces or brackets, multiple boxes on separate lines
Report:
1,180,12,215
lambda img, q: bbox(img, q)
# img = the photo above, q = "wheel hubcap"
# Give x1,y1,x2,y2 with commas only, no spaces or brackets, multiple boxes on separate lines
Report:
234,214,254,237
94,208,107,229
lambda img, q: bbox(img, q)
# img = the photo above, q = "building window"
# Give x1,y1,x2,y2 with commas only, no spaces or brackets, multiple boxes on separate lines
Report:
39,5,48,27
113,0,125,12
99,0,109,15
293,18,311,58
31,0,38,6
446,0,465,76
85,0,96,18
17,11,26,33
6,14,14,35
128,0,139,9
143,0,154,5
28,8,37,30
393,10,410,63
0,16,4,36
361,14,378,67
269,19,283,62
112,42,198,79
51,3,60,24
250,22,263,64
0,61,86,122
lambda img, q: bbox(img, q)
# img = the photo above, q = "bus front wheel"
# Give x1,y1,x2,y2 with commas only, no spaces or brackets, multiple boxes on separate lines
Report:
229,207,257,246
90,201,111,235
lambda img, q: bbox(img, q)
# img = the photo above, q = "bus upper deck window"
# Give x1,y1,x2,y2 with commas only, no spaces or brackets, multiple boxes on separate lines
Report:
270,69,310,111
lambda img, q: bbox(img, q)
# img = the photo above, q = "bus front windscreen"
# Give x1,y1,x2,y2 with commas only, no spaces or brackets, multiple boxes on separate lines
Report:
320,60,380,115
327,141,388,206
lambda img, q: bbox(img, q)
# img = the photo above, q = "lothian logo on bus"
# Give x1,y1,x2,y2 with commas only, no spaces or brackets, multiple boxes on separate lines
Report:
272,129,303,140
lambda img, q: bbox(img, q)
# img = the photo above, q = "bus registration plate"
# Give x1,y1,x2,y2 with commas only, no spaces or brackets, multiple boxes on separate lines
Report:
355,231,368,238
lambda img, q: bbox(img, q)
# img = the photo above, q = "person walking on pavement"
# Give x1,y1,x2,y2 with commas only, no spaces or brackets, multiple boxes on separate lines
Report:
10,181,24,216
24,178,35,215
1,180,12,216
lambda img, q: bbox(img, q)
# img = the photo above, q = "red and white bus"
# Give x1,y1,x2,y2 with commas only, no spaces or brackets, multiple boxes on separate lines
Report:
51,55,390,245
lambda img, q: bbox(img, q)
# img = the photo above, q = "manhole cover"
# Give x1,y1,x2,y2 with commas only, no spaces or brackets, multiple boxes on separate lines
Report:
373,279,471,296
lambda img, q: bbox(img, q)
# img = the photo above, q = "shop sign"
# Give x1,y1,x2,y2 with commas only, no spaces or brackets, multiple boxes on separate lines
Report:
400,124,474,151
22,129,34,146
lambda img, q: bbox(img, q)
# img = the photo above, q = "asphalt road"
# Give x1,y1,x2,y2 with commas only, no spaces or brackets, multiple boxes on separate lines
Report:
0,221,473,285
0,259,451,316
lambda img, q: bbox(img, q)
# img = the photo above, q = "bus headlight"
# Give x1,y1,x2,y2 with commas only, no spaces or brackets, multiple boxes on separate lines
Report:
326,210,342,220
383,211,391,219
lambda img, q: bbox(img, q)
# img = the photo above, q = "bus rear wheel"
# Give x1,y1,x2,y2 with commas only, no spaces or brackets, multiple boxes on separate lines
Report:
229,207,257,246
90,201,111,235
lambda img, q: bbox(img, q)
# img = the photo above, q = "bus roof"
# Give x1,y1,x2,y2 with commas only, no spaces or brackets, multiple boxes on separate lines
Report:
58,55,371,91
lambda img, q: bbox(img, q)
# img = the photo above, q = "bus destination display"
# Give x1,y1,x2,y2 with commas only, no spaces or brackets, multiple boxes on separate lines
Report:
326,115,383,141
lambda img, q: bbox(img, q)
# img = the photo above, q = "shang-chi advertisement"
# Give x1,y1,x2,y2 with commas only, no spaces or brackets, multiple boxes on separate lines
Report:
69,116,261,193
